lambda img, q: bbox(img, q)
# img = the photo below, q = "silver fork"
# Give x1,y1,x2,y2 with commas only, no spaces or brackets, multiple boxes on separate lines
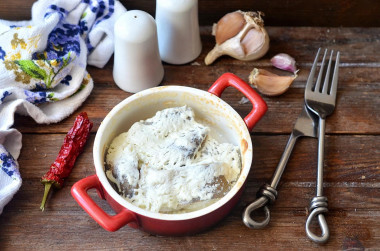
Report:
304,48,340,244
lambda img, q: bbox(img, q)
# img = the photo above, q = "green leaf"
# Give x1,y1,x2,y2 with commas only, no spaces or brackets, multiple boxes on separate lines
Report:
16,60,47,81
63,52,72,67
47,92,59,101
63,56,69,66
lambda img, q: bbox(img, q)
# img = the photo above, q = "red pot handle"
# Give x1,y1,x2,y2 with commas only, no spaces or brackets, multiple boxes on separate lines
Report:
208,73,267,131
71,174,136,232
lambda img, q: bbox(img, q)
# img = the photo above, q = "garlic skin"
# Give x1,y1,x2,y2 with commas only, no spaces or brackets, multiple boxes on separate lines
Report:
214,11,245,45
248,68,297,96
205,11,269,65
270,53,297,73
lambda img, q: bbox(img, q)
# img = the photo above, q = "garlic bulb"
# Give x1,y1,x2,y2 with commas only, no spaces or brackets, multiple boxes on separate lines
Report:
248,68,297,96
205,11,269,65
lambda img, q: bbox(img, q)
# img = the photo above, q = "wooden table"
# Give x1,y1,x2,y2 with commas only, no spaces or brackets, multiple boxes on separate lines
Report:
1,3,379,250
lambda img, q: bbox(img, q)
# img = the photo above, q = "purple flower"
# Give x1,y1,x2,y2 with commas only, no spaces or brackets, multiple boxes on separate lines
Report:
96,1,106,18
0,91,12,103
60,75,72,85
32,82,47,91
24,90,47,104
44,4,67,20
62,23,80,36
79,20,88,35
0,152,17,177
0,46,6,60
44,23,81,59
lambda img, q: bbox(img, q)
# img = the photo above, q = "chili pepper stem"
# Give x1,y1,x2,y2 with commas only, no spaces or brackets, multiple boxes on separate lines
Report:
39,112,93,211
40,182,52,211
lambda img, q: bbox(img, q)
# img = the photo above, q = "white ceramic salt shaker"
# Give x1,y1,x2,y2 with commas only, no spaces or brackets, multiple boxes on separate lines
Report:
156,0,202,64
113,10,164,93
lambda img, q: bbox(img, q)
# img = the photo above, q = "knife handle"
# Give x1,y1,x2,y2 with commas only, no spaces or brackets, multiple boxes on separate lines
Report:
243,133,298,229
270,133,298,189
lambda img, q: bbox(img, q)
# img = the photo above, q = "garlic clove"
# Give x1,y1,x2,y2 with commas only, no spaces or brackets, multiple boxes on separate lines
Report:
205,11,269,65
248,68,297,96
270,53,297,73
215,11,246,45
241,28,266,56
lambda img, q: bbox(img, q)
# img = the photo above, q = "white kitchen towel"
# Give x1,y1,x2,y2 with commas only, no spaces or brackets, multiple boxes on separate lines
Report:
0,0,126,214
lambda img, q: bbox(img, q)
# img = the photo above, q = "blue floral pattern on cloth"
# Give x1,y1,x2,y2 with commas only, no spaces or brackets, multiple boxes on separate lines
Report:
24,90,47,104
0,46,6,60
0,147,20,179
24,87,59,104
82,0,115,52
38,0,116,58
0,91,12,103
0,1,117,106
0,0,118,107
79,20,88,35
96,0,115,23
60,75,72,86
44,4,68,20
0,0,125,215
34,23,81,61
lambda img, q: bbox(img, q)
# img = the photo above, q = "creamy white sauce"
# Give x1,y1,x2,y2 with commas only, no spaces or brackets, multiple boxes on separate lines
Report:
106,106,241,213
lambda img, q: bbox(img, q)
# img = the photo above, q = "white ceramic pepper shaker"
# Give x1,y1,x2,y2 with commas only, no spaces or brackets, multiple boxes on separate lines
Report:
113,10,164,93
156,0,202,64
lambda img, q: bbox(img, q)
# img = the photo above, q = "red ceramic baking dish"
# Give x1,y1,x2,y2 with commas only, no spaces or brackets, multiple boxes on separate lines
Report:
71,73,267,235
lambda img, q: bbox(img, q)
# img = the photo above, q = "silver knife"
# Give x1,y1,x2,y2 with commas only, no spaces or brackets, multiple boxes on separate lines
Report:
243,104,319,229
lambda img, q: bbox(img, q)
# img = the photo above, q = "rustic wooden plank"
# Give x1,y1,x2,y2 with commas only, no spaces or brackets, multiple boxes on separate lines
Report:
4,105,377,246
95,27,380,66
0,188,378,249
0,203,378,250
125,0,380,27
1,166,379,250
89,56,380,89
0,1,33,21
5,175,379,213
266,27,380,64
12,134,380,207
12,65,380,134
0,3,379,249
8,26,380,134
78,26,380,70
3,0,380,27
199,27,380,65
15,134,379,184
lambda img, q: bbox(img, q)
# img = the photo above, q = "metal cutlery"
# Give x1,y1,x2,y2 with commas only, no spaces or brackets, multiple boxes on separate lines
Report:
304,48,340,244
243,104,319,229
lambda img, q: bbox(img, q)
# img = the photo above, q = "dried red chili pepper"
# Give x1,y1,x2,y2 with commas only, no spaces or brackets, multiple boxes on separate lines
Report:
40,112,93,211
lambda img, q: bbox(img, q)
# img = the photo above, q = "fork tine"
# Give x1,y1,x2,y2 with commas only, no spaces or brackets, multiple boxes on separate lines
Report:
314,49,328,92
306,48,321,91
322,50,334,94
329,51,340,96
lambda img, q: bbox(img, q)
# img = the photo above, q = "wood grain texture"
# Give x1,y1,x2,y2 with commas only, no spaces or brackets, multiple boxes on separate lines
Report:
12,27,380,135
0,134,379,249
0,1,379,250
2,0,380,27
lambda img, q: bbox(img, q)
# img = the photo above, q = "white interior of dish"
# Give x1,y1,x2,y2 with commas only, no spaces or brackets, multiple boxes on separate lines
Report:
93,86,253,220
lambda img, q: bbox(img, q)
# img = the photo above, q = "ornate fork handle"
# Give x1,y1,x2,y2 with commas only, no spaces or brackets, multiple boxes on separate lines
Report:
304,49,340,244
305,196,329,243
305,115,330,243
